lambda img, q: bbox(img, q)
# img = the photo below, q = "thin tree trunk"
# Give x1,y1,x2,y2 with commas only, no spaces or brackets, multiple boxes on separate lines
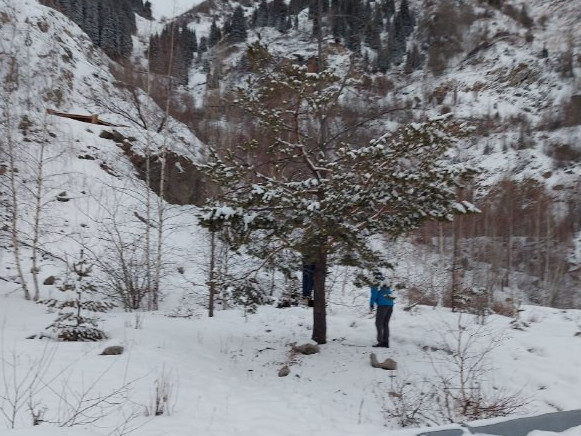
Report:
544,215,552,305
151,22,176,311
438,222,445,257
145,137,153,310
208,230,216,317
153,150,165,311
535,197,542,284
144,56,153,309
221,231,230,309
505,184,514,291
312,241,328,344
30,138,45,302
451,218,461,311
451,188,464,311
5,106,30,300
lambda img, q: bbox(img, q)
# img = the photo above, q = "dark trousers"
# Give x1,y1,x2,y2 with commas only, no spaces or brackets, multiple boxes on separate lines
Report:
375,306,393,346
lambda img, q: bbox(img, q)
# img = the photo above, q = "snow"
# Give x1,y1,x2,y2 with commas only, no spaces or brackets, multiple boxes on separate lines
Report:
2,291,581,436
147,0,205,21
530,429,581,436
2,0,581,435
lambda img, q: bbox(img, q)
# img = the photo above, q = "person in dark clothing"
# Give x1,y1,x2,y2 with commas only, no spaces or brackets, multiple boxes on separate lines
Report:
369,273,395,348
302,261,315,306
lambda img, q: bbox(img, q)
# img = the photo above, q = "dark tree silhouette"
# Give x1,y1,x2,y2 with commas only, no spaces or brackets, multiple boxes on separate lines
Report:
229,5,248,43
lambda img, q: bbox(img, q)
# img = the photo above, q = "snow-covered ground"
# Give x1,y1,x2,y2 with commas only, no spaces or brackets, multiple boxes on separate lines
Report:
2,288,581,436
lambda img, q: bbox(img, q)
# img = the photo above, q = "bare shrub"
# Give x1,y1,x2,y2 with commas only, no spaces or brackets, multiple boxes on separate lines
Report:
562,95,581,127
372,76,394,94
538,95,581,130
379,373,433,427
490,299,516,317
430,83,451,105
146,368,175,417
406,286,438,307
427,314,528,423
558,48,575,79
0,344,55,428
379,314,527,429
502,4,529,27
544,142,581,168
50,373,134,427
92,228,152,311
0,342,139,430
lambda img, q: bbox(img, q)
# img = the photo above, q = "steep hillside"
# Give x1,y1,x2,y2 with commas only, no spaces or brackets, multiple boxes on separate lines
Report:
2,0,581,319
178,0,581,183
160,0,581,307
0,0,204,305
2,3,581,435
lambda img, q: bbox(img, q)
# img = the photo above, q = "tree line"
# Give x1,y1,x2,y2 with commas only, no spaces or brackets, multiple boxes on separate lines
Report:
40,0,151,59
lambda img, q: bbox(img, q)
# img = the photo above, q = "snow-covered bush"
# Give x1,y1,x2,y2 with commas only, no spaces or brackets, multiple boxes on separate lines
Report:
40,252,115,341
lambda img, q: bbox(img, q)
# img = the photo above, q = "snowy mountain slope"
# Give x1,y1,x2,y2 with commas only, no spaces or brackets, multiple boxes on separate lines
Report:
2,0,578,299
0,0,206,301
176,0,581,187
2,1,581,435
147,0,206,21
170,0,581,302
0,0,579,314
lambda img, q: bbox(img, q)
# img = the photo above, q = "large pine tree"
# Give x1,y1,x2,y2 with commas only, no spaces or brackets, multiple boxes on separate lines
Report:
198,48,477,344
149,24,197,85
253,0,269,28
229,5,248,43
209,20,222,47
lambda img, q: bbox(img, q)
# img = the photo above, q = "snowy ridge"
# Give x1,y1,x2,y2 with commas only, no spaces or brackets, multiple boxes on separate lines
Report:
147,0,205,21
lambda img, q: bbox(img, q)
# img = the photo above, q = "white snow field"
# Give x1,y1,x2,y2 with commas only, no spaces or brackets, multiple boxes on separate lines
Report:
2,290,581,436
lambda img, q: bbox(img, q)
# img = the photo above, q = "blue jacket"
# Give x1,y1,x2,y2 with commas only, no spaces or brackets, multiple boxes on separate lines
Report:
370,286,395,308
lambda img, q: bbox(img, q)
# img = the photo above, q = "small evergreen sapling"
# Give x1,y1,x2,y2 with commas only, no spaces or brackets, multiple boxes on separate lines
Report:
41,253,115,341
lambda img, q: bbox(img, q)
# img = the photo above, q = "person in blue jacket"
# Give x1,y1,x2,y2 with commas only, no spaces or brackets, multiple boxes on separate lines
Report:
369,272,395,348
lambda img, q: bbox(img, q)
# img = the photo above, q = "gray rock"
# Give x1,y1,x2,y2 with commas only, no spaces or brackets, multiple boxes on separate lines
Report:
292,343,320,355
278,365,290,377
100,345,124,355
43,275,56,285
370,353,397,370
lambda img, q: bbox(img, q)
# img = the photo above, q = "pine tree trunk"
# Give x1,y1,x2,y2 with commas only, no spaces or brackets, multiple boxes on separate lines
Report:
311,242,327,344
311,10,328,345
